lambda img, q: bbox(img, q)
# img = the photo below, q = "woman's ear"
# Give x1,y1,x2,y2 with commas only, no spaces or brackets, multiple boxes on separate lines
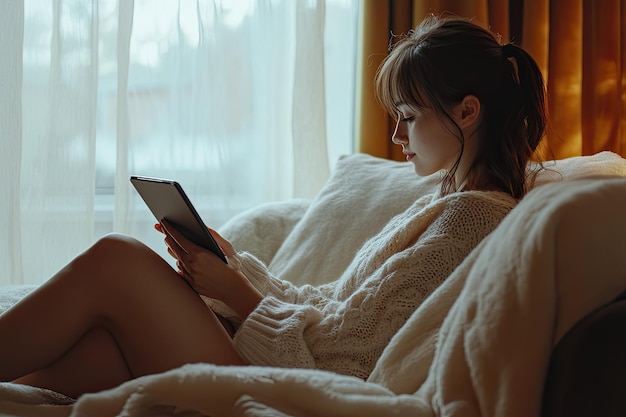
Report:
454,95,481,129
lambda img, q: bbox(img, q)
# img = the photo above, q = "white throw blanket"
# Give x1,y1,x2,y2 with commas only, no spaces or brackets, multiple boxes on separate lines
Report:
2,176,626,417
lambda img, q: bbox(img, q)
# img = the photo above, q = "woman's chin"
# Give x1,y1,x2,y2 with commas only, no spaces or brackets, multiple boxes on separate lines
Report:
412,162,443,178
411,161,428,177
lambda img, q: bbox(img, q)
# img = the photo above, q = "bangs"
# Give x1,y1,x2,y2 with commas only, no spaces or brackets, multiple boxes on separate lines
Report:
375,40,429,118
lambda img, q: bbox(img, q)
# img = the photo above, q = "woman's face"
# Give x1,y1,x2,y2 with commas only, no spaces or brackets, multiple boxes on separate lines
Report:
392,103,462,177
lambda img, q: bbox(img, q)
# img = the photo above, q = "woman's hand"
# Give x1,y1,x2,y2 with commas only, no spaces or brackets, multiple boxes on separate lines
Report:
155,223,236,263
155,221,262,319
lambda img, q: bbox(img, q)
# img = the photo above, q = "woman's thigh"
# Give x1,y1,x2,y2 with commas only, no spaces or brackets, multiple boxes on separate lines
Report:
82,233,247,376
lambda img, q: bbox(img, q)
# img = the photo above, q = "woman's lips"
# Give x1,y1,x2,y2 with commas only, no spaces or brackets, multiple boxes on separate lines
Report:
405,153,416,162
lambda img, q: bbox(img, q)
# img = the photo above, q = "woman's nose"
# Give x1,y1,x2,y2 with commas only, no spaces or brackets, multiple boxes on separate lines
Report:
391,119,407,145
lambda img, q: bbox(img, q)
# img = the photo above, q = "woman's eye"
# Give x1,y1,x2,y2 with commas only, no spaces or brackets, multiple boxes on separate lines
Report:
401,116,415,123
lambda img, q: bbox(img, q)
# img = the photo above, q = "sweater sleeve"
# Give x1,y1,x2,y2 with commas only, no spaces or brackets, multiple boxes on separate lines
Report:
202,251,336,328
232,251,338,305
233,192,515,379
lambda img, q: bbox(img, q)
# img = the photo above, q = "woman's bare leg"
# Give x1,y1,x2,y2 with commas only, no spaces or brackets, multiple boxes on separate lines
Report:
0,233,244,397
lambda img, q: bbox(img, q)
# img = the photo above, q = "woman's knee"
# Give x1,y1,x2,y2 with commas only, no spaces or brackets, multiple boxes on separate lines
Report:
75,233,164,288
89,233,148,258
84,233,163,270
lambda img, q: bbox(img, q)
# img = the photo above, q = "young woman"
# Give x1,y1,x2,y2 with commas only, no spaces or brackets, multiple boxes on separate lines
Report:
0,15,547,398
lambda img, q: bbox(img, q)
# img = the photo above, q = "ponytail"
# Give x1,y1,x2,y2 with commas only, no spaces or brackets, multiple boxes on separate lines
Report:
502,44,546,150
492,43,547,198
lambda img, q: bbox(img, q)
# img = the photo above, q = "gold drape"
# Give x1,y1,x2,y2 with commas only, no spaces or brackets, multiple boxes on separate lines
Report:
356,0,626,160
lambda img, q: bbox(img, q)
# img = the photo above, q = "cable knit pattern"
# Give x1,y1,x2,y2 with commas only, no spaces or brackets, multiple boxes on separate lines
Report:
231,190,517,379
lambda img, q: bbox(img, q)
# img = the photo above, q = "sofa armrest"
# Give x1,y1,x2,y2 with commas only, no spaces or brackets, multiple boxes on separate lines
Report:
542,289,626,417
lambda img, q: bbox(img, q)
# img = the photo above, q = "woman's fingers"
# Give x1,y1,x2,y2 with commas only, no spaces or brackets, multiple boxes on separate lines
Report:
157,222,184,261
164,234,186,264
159,221,237,299
208,228,236,256
176,260,191,278
161,220,200,255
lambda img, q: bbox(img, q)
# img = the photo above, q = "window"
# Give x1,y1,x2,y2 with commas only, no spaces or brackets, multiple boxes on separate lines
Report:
8,0,359,284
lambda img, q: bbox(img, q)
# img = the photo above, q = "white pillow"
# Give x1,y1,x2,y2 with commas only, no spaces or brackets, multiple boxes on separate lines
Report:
531,151,626,187
268,153,441,286
219,199,311,267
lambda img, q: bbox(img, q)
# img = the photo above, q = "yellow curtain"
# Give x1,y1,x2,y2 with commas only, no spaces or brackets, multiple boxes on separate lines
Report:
356,0,626,160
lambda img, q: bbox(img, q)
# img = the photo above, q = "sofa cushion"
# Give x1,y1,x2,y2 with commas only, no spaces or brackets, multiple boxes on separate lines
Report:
219,199,312,268
532,150,626,186
245,151,626,287
268,153,441,286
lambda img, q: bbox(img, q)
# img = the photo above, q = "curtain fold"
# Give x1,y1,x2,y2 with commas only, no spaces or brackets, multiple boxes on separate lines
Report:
546,0,583,157
355,0,393,159
582,0,623,155
115,0,133,232
0,2,24,285
19,0,99,284
357,0,626,160
292,0,330,198
356,0,413,161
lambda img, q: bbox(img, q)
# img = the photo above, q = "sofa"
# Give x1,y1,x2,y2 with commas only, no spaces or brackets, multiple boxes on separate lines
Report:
1,152,626,417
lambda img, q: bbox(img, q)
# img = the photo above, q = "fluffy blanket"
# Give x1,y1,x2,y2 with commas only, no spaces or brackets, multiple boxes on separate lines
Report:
2,176,626,417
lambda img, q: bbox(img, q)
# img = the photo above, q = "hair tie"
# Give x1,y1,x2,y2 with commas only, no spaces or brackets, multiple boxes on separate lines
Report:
502,43,516,58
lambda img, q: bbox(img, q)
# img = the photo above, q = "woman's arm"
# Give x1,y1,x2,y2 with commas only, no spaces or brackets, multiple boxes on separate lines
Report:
233,192,516,379
232,240,463,378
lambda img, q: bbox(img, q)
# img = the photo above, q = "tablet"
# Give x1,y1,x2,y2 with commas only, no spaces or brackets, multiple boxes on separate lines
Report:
130,176,227,263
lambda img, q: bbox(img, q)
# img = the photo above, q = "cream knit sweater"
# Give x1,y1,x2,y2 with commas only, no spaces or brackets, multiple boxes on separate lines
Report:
227,190,516,380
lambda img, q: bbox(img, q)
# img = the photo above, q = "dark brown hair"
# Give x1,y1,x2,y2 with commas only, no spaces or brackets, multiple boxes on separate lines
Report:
375,14,547,199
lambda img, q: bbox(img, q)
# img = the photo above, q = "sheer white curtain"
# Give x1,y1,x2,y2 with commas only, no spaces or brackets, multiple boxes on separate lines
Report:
0,0,358,285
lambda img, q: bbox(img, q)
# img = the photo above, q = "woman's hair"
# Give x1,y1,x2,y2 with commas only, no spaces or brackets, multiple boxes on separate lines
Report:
375,14,547,199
